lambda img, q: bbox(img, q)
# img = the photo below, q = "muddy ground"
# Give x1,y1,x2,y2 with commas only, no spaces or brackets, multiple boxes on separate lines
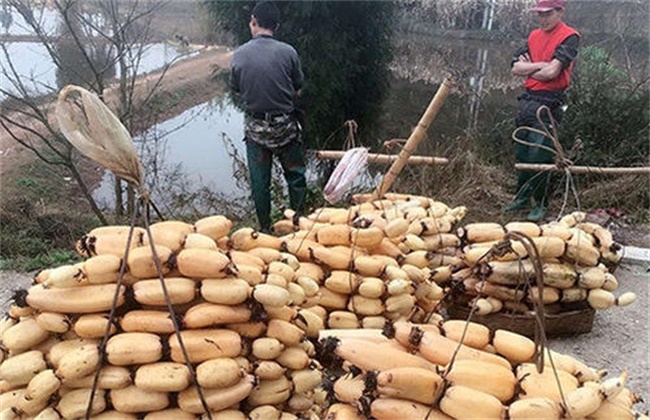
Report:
1,258,648,414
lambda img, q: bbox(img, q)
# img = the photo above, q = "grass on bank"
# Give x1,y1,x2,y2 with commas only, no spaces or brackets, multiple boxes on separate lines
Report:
2,137,647,273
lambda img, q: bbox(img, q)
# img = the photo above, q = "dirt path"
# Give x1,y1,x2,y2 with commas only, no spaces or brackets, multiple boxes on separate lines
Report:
0,46,229,177
1,260,648,413
548,262,649,413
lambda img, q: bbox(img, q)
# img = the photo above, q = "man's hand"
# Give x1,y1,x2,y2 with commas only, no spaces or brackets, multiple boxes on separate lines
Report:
512,53,564,81
210,51,234,80
214,51,233,70
530,58,563,81
512,55,543,77
518,52,532,63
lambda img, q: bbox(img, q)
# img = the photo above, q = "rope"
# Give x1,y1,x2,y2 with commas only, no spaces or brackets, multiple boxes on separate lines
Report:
140,201,213,418
343,119,375,202
86,206,139,419
343,120,359,150
383,138,407,151
440,231,570,411
511,105,584,220
511,106,573,169
379,120,433,199
443,265,490,370
503,232,547,371
85,196,212,419
298,121,366,259
319,123,351,152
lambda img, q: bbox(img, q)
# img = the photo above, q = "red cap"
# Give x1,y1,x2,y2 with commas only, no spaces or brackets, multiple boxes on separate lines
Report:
531,0,566,12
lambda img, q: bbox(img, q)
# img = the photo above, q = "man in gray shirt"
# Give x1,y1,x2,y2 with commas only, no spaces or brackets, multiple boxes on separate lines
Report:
231,1,306,233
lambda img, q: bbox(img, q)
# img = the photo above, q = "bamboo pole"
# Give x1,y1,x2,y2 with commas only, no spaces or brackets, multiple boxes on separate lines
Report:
315,150,448,166
351,192,408,204
371,78,453,200
515,163,650,175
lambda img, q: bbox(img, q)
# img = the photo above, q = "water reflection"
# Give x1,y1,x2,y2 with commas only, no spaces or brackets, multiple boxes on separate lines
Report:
93,97,249,214
0,1,58,35
0,1,196,99
386,34,522,150
391,35,519,90
468,47,489,133
1,42,191,99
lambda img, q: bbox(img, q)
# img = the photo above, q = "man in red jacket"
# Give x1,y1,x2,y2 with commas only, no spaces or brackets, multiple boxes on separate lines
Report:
503,0,580,221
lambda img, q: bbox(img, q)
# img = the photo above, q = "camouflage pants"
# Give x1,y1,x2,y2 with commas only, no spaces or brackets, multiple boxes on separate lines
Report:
245,113,301,149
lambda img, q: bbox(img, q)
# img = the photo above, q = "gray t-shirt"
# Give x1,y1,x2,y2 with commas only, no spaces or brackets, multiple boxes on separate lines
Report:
231,35,303,115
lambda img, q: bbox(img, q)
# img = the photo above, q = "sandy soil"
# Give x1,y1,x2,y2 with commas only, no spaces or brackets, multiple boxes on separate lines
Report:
1,259,648,414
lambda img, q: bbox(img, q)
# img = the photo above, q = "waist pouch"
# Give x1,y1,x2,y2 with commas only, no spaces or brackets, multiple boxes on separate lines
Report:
516,92,565,128
245,113,301,149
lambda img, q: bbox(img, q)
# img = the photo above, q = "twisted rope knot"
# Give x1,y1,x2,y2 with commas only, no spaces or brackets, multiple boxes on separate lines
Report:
138,188,151,204
512,105,583,173
343,120,359,150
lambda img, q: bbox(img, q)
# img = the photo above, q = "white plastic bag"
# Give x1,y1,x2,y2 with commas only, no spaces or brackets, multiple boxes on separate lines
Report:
323,147,369,204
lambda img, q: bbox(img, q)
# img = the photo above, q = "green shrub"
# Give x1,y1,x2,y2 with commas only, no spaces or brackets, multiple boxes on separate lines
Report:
201,1,396,148
0,250,81,272
562,46,649,167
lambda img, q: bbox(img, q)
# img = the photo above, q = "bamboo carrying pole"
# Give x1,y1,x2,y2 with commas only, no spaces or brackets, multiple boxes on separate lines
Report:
315,150,449,166
371,78,453,200
515,163,650,175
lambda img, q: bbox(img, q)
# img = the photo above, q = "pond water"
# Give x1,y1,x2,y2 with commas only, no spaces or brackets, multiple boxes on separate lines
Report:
0,3,197,99
92,97,250,213
0,42,194,98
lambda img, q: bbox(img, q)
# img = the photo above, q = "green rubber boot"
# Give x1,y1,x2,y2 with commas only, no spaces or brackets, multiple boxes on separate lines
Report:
526,204,547,222
503,184,532,212
502,196,531,212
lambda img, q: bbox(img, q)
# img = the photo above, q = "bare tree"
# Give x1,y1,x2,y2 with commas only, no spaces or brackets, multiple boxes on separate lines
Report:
0,0,173,224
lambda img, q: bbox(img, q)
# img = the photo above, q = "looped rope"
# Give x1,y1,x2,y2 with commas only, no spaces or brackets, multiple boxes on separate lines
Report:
343,120,359,150
439,230,570,411
511,105,584,220
511,105,580,170
382,138,407,151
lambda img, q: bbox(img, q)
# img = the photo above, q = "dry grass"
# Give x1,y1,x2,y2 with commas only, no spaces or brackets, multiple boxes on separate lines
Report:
385,139,649,225
388,142,514,224
574,175,650,222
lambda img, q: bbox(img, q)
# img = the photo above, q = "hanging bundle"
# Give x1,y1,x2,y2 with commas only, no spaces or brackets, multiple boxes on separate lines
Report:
323,147,368,204
56,85,144,191
322,120,369,204
55,85,215,417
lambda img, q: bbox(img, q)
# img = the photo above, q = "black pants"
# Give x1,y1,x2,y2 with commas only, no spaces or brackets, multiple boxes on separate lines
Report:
513,93,564,206
245,139,306,231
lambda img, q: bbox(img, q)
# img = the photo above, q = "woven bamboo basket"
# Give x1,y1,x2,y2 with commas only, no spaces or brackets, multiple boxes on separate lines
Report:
447,298,595,338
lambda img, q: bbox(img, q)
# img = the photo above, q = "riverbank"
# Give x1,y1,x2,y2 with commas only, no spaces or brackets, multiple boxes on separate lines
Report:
0,46,228,178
